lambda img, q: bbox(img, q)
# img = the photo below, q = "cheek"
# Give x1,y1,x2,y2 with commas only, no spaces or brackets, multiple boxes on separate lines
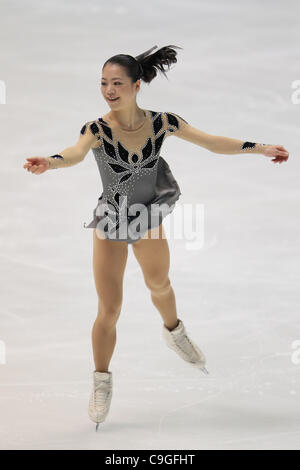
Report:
122,87,134,97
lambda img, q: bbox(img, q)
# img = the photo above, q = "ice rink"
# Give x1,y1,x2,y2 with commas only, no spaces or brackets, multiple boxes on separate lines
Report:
1,0,299,450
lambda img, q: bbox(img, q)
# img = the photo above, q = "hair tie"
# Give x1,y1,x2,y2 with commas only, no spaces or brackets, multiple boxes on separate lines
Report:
135,59,143,77
133,45,158,77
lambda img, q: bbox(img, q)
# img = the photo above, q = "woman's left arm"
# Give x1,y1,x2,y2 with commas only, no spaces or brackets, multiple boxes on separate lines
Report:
173,121,289,164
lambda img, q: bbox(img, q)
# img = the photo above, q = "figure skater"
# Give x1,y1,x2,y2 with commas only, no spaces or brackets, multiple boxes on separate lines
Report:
23,45,289,430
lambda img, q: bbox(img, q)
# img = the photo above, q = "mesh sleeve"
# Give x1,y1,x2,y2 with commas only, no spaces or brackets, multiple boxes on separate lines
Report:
164,111,189,137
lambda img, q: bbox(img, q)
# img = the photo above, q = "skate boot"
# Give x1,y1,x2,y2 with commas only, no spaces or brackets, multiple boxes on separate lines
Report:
88,370,113,430
162,319,209,375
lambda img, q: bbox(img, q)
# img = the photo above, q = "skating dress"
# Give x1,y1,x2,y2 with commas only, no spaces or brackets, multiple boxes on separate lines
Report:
80,110,189,244
46,109,267,244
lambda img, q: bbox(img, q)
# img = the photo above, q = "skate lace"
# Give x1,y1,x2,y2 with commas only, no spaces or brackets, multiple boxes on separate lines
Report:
94,381,111,408
173,331,199,362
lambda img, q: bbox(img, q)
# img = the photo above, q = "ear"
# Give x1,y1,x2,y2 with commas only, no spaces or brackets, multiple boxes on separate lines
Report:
135,79,141,92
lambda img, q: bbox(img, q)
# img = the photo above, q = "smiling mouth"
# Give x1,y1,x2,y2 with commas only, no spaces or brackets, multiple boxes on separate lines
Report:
107,97,119,102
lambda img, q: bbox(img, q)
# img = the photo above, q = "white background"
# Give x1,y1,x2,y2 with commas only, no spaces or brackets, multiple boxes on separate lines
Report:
0,0,299,450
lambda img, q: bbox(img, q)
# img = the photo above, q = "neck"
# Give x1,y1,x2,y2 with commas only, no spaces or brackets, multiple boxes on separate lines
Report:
110,104,145,129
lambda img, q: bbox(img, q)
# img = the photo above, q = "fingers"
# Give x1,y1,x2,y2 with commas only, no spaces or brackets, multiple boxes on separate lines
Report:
32,165,46,174
277,151,289,157
275,145,289,156
270,146,289,164
270,146,288,156
271,157,288,164
24,157,47,174
24,157,42,170
276,145,287,151
24,164,42,174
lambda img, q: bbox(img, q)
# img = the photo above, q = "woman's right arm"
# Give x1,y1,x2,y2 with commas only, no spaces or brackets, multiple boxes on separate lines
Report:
24,121,97,174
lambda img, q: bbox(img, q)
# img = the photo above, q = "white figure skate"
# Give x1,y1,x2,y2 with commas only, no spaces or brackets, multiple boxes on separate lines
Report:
88,370,113,430
162,319,209,375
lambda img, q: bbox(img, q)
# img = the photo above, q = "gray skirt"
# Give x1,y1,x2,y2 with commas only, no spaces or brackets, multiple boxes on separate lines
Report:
83,156,182,244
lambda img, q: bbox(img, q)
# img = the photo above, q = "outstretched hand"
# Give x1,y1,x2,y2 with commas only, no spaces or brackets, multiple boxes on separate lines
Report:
23,157,50,174
263,145,289,164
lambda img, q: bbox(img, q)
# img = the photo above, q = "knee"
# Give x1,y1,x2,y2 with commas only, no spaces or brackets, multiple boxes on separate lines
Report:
145,274,171,296
97,301,122,327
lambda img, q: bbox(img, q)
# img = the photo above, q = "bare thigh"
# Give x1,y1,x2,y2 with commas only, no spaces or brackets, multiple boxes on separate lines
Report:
131,223,171,290
93,228,128,313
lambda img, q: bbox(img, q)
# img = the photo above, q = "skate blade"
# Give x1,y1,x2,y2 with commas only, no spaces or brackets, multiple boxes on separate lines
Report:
193,363,209,374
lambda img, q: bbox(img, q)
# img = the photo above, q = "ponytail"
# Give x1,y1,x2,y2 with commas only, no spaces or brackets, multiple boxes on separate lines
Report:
135,44,182,83
103,44,183,84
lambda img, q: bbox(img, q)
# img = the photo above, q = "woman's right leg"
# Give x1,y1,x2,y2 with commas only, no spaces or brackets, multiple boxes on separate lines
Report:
92,228,129,372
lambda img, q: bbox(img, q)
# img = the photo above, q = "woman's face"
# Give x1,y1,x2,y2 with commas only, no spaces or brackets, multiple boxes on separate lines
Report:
101,63,140,109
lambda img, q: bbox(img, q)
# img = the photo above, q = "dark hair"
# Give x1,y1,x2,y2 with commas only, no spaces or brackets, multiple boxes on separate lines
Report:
102,44,183,84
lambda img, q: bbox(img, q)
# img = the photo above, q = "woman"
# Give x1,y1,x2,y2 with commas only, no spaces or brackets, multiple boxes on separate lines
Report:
23,44,289,430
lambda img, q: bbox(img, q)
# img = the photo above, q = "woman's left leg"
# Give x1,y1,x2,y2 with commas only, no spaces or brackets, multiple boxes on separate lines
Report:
131,223,179,331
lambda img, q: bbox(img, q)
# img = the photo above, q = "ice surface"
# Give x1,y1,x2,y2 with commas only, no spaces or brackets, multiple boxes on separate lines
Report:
0,0,300,450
